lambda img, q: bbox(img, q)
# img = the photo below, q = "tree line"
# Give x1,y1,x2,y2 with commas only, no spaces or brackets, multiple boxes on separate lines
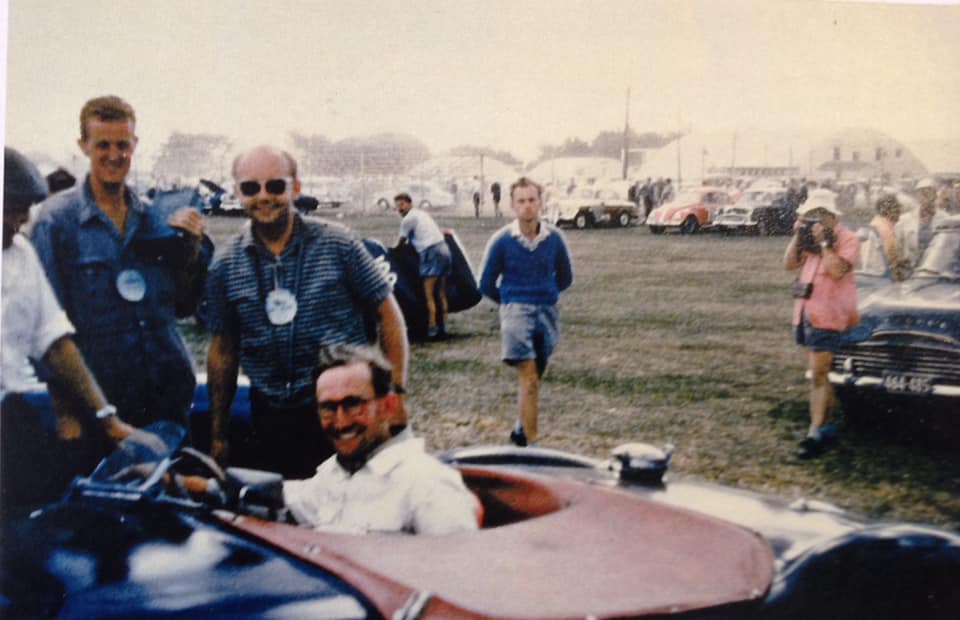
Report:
150,128,680,181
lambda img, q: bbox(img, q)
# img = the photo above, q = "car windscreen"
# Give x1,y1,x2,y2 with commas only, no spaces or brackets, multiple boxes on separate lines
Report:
912,230,960,280
88,421,185,484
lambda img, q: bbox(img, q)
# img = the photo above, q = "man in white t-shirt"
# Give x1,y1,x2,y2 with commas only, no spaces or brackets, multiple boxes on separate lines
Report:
895,177,947,276
283,344,479,534
395,193,452,340
2,147,134,509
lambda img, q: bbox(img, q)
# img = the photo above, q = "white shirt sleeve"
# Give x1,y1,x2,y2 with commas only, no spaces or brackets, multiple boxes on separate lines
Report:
408,463,480,535
28,240,74,358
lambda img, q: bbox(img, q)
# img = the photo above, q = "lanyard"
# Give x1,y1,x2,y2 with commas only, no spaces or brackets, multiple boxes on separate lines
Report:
253,239,306,400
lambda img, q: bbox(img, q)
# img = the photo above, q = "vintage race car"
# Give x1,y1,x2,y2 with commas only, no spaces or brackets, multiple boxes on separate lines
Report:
3,401,959,619
830,215,960,422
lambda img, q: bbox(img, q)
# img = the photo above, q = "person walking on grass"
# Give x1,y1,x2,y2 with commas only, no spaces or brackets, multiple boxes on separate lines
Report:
479,177,573,446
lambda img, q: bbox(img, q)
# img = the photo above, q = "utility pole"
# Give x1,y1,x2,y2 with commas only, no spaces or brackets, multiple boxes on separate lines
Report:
730,131,737,176
360,151,366,213
621,87,631,180
676,110,683,187
479,154,485,214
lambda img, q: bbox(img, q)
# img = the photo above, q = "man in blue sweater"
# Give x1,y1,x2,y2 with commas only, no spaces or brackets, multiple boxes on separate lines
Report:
479,177,573,446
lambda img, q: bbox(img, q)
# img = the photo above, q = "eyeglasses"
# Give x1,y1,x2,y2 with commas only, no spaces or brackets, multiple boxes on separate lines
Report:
238,178,292,197
318,395,372,419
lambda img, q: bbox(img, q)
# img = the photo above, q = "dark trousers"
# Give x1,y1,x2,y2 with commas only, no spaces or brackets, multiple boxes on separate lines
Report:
235,390,333,480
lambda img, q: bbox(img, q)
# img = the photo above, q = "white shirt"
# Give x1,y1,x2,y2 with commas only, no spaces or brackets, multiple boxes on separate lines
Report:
399,208,445,254
283,434,479,535
508,218,551,251
1,234,75,396
895,208,947,271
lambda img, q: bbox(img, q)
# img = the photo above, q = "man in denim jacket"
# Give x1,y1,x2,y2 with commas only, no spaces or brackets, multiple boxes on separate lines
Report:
31,95,211,431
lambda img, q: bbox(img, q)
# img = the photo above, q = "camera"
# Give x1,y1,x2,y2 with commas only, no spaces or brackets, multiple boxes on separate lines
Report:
797,219,835,253
797,219,820,253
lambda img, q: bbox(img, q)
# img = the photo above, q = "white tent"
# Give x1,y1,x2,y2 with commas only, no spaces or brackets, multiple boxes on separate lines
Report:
527,157,640,186
641,128,927,187
640,130,819,187
408,156,519,184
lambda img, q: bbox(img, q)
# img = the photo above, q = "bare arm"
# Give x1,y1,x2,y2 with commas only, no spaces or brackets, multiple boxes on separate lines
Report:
377,294,409,428
207,331,240,465
784,219,803,271
821,246,852,280
43,336,134,443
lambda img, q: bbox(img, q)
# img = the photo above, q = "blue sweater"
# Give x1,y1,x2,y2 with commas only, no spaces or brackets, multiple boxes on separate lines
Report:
479,221,573,305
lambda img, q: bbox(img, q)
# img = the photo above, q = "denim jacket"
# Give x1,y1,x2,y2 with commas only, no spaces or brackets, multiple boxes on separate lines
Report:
30,178,212,427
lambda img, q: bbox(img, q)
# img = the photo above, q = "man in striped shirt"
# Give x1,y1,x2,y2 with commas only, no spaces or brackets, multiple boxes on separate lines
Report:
205,145,408,478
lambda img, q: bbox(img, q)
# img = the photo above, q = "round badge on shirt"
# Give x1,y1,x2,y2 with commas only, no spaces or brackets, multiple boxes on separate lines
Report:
115,269,147,302
266,288,298,325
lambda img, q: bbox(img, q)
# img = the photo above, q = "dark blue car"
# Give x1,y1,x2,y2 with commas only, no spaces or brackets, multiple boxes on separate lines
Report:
832,215,960,421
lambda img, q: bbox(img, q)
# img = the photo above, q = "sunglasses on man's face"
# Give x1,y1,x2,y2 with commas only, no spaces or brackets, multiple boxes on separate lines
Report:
238,178,292,197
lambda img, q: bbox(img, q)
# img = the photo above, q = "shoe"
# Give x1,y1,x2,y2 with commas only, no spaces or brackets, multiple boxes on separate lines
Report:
797,436,828,459
509,422,527,447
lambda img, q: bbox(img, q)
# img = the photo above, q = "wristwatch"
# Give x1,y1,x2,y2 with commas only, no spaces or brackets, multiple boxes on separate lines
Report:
95,404,118,420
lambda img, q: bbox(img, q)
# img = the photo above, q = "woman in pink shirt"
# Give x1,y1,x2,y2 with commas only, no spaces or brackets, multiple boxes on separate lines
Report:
784,190,860,459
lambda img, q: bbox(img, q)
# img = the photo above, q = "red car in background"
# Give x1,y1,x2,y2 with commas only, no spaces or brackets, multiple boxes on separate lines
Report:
647,187,732,234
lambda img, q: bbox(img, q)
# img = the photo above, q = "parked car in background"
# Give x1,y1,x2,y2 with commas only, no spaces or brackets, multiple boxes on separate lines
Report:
714,189,795,235
553,186,640,229
830,215,960,422
5,412,960,619
301,175,353,209
374,181,455,211
647,187,732,234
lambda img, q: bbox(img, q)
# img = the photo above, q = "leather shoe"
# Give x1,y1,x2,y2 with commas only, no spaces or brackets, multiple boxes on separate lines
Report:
797,436,828,459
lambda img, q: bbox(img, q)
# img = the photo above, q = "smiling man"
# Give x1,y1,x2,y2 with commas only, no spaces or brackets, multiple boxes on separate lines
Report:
206,146,408,479
30,95,210,432
281,345,478,535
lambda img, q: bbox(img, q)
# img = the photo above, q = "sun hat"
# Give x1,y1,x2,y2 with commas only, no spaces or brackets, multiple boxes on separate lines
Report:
797,188,839,216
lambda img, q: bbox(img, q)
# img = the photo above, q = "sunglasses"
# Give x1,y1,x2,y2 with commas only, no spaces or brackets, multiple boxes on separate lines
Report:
238,177,292,197
318,395,372,419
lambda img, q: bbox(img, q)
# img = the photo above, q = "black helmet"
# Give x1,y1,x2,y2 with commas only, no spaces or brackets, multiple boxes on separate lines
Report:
4,147,49,204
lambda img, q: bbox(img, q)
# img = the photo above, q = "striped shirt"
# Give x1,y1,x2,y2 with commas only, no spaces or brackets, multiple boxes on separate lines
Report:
206,216,391,405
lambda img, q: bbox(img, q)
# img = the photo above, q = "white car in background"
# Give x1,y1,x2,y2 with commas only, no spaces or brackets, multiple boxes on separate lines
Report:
374,181,455,211
552,185,641,229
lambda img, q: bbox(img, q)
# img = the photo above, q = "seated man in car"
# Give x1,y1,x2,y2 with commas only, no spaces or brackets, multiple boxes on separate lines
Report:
183,345,479,534
281,344,479,534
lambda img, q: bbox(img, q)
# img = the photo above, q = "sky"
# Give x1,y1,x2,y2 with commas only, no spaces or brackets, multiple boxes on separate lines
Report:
2,0,959,167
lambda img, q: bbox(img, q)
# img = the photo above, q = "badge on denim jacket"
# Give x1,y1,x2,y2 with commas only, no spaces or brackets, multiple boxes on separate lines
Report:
116,269,147,302
265,288,298,325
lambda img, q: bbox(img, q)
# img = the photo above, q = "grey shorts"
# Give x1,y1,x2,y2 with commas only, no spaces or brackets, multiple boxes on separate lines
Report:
500,303,560,372
419,241,452,278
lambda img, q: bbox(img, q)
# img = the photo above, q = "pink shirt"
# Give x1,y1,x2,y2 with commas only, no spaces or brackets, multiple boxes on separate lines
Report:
792,224,860,331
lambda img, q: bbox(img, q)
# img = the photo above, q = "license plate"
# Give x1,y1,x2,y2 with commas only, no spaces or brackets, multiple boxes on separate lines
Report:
881,372,934,395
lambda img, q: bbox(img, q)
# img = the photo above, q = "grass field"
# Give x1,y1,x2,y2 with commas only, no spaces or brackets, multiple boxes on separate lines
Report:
183,211,960,529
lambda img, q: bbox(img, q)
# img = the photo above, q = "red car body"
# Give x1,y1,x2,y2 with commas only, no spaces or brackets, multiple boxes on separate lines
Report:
647,187,732,234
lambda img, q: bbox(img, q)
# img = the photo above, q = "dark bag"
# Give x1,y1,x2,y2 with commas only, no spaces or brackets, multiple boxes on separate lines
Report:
792,280,813,299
